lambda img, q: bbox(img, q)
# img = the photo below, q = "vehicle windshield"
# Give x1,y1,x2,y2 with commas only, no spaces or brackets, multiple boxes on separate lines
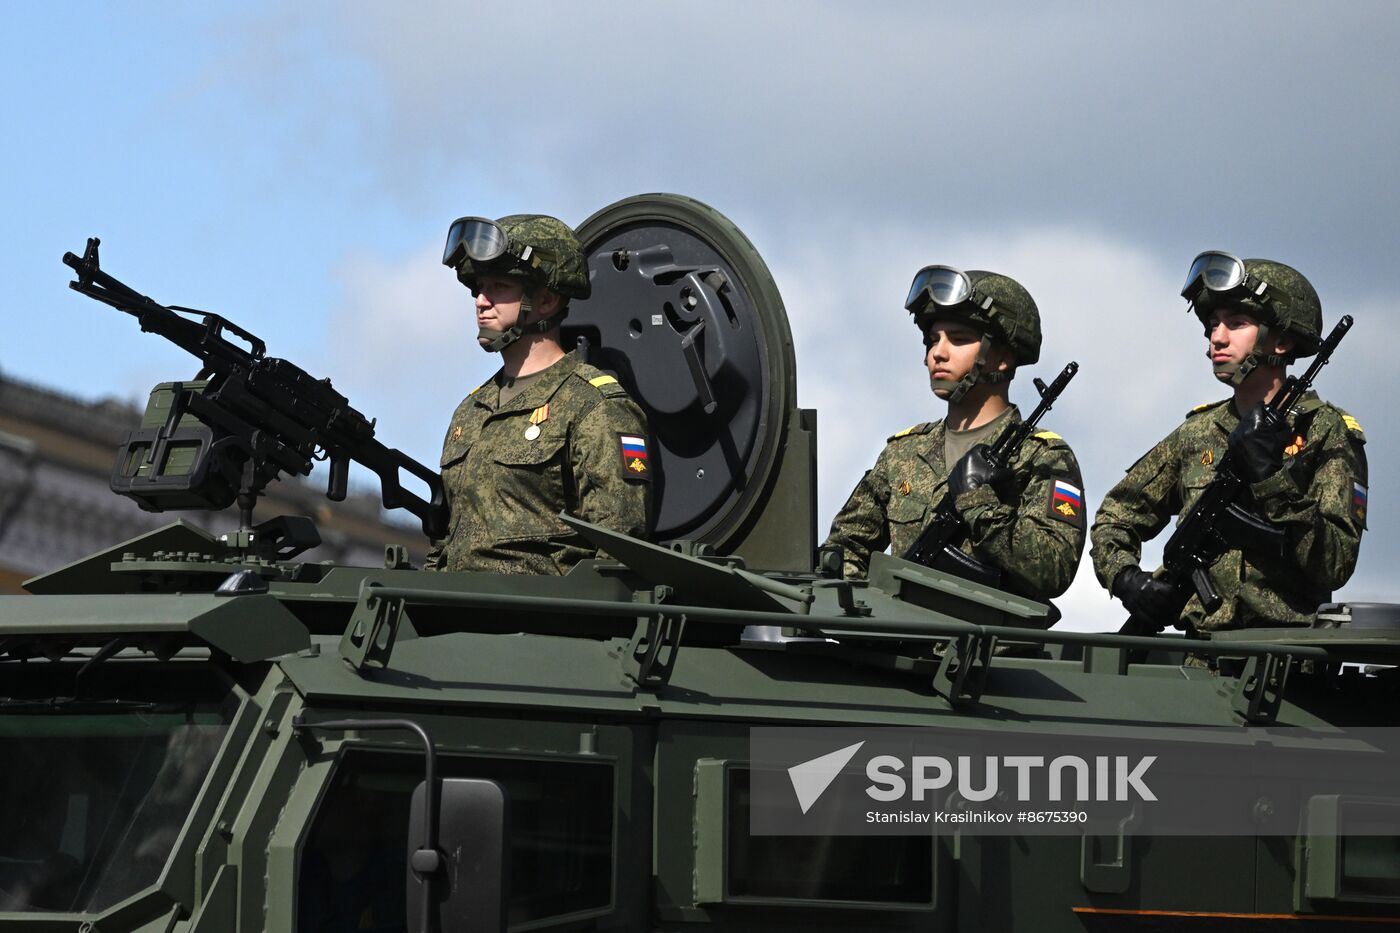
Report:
0,672,235,914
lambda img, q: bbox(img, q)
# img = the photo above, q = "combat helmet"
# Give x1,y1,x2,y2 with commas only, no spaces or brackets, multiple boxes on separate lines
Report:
905,265,1042,402
441,214,592,352
1181,252,1322,384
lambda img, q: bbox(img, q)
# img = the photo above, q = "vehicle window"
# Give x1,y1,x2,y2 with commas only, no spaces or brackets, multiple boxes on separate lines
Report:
1341,835,1400,899
726,769,933,904
298,751,613,932
1338,801,1400,899
0,691,235,913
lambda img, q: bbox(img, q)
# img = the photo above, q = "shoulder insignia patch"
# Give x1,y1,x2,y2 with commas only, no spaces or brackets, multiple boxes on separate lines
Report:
618,433,651,481
1342,414,1364,434
1046,478,1084,527
585,372,628,399
1188,399,1227,417
1352,482,1368,529
1033,430,1062,441
890,422,934,441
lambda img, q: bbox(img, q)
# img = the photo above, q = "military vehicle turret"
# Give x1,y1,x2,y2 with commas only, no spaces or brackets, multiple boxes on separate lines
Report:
2,195,1399,933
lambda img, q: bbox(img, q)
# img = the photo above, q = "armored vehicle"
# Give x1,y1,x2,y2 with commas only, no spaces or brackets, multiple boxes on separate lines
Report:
2,195,1399,933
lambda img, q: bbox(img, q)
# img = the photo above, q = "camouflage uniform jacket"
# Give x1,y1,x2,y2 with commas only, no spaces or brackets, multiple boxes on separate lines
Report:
1090,393,1368,630
824,407,1087,600
424,350,652,574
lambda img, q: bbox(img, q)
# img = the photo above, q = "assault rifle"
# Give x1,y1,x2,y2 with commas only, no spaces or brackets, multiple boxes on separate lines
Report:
1119,314,1353,637
63,238,448,544
901,361,1079,586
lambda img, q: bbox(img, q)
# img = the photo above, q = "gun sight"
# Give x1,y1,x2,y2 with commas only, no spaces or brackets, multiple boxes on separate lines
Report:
62,237,103,287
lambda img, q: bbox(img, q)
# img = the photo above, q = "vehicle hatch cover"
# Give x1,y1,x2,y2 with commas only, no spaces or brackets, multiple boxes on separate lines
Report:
565,194,796,551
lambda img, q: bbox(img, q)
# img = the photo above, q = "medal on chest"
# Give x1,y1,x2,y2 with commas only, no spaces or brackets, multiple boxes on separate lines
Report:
525,403,549,441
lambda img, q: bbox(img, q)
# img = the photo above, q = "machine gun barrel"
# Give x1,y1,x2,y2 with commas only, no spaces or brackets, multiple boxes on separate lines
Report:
63,238,449,540
901,361,1078,575
64,239,266,370
1120,315,1353,637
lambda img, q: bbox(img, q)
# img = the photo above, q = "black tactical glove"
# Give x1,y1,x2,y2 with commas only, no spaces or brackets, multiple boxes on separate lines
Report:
1228,403,1290,483
1111,566,1180,629
948,444,1012,500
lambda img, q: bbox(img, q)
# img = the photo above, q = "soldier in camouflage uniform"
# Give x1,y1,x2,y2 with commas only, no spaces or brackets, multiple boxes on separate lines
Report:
1091,254,1367,631
824,266,1085,604
424,214,651,574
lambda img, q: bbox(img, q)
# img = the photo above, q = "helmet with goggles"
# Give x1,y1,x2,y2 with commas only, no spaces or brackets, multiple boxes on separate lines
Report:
905,265,1041,402
442,214,591,301
1181,251,1322,382
442,213,591,353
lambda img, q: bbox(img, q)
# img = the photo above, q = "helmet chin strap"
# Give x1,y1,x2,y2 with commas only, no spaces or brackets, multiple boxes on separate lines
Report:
1219,322,1285,386
934,334,1006,403
478,289,562,354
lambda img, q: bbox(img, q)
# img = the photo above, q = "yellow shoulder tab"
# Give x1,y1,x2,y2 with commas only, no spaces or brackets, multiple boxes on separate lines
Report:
1033,430,1062,441
582,371,629,399
887,421,933,442
1338,411,1367,443
1191,402,1211,413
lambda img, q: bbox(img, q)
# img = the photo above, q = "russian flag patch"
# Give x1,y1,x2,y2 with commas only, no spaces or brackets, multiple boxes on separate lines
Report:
1352,481,1368,529
618,433,651,481
1047,478,1084,525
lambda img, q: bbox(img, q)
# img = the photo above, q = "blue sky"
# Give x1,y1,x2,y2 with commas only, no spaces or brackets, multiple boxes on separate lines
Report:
4,2,1397,628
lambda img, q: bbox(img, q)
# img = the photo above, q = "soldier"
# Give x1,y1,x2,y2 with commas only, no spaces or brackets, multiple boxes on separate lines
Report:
1091,253,1367,632
425,214,651,574
824,266,1085,603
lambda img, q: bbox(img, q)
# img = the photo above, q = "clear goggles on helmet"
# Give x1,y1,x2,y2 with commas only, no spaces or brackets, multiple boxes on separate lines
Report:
442,216,512,267
1180,250,1267,305
905,265,994,315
